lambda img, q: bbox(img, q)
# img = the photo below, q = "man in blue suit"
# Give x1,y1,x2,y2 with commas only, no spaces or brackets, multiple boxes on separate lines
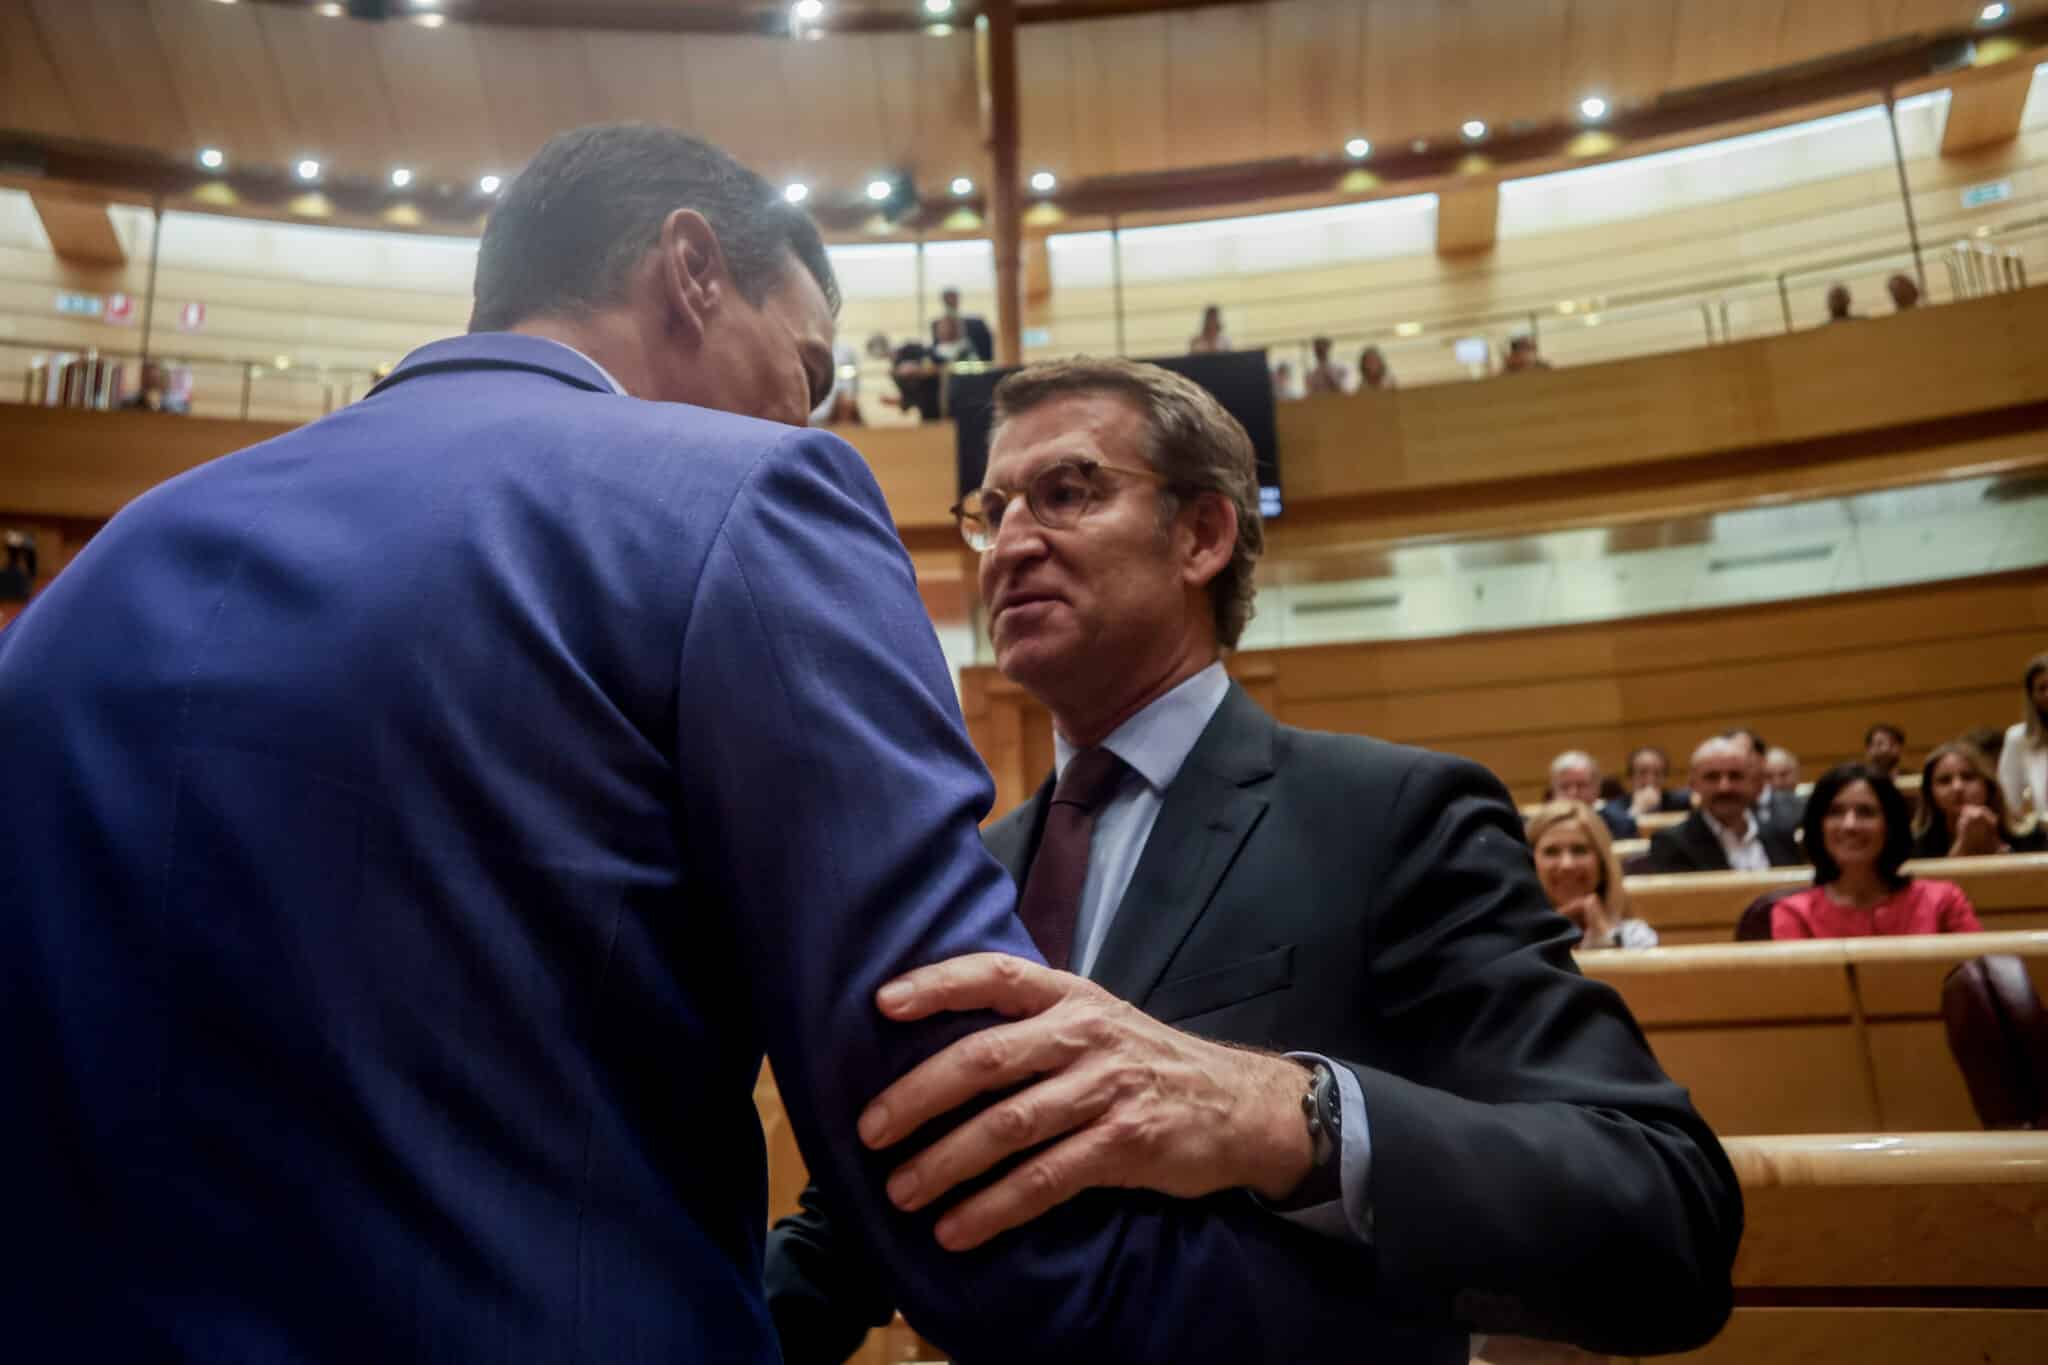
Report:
0,125,1463,1363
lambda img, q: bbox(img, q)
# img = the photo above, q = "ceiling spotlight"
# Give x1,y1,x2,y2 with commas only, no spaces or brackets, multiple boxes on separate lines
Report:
478,174,503,194
924,0,953,12
294,158,321,182
1461,119,1488,141
1578,95,1609,121
1344,137,1371,159
950,176,973,196
866,178,893,202
1394,321,1422,337
390,167,414,189
793,0,824,19
1979,2,2008,22
1029,170,1056,193
414,12,445,26
783,181,810,204
1410,138,1429,154
274,354,293,370
198,147,226,171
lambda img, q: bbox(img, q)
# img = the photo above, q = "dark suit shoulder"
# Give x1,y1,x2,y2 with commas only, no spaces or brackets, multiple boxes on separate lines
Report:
1266,723,1517,814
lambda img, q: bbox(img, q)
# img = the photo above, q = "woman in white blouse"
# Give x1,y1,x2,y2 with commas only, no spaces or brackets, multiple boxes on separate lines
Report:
1998,652,2048,823
1526,801,1659,950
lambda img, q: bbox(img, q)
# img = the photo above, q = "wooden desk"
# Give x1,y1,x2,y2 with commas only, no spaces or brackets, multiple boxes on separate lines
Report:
1579,930,2048,1135
1624,853,2048,944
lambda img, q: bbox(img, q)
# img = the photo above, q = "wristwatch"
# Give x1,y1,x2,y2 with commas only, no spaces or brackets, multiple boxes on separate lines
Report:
1286,1060,1345,1209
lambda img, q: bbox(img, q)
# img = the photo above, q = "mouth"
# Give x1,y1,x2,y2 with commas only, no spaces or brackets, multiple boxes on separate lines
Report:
994,589,1063,619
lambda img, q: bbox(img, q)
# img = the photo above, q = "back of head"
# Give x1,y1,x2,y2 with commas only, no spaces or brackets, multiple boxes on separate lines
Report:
991,356,1264,647
469,123,838,334
1803,762,1916,888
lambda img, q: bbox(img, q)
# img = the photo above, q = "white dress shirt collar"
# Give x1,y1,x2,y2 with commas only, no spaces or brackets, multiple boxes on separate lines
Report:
1052,661,1231,797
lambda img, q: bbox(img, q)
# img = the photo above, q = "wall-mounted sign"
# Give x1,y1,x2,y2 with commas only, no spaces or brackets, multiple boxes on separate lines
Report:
1961,178,2012,209
104,293,136,326
178,301,206,332
55,291,103,317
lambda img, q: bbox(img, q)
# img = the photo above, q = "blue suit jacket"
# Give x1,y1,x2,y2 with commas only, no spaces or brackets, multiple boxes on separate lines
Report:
0,335,1456,1363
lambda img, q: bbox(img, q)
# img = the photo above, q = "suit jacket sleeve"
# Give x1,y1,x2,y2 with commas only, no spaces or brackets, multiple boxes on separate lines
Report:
1645,824,1702,874
1337,752,1742,1355
674,429,1458,1365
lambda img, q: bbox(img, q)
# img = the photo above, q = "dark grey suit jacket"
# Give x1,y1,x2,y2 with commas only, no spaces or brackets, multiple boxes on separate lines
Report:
768,686,1742,1360
1645,809,1805,874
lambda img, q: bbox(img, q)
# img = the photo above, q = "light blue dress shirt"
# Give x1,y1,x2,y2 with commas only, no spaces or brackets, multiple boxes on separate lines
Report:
1051,661,1372,1244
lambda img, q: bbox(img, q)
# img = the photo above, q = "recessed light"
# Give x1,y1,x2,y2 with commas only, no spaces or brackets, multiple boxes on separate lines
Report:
1029,170,1056,193
866,178,892,201
295,158,321,181
198,147,226,171
783,182,810,204
1344,137,1371,159
274,354,293,369
950,176,973,196
1558,300,1577,314
1979,2,2008,22
1394,321,1422,337
390,167,413,189
924,0,953,12
316,1,343,13
1578,95,1608,121
793,0,824,19
1461,119,1488,141
925,22,952,34
1410,138,1429,154
478,174,502,194
414,12,445,26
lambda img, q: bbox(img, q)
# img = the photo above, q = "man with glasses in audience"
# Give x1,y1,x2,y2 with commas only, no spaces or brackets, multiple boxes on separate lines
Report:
769,357,1742,1364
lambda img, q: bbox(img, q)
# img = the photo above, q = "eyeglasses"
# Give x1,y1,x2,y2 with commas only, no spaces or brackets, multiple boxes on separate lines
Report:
950,458,1176,552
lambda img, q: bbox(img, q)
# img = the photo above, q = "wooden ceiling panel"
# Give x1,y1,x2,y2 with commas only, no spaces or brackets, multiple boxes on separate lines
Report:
1669,0,1791,91
579,30,697,134
1071,14,1171,176
1775,1,1885,70
672,36,799,181
1261,0,1364,161
1017,25,1078,181
28,0,186,151
470,26,602,172
145,0,300,170
907,30,982,186
780,34,893,187
0,4,79,140
1167,6,1269,169
1446,0,1568,133
1558,0,1678,108
1362,0,1441,146
257,6,403,173
374,23,502,179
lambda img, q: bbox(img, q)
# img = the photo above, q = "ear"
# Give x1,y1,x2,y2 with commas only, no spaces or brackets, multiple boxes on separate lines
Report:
657,208,729,347
1176,491,1238,593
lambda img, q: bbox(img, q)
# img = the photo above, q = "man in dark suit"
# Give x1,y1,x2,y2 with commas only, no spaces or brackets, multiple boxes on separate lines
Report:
1551,748,1639,838
933,286,995,362
768,359,1742,1361
1626,744,1694,815
0,126,1449,1365
1645,737,1805,873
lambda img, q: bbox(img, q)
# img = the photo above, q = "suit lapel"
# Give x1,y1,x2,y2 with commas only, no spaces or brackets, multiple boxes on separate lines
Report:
983,776,1054,885
1088,686,1276,1006
1680,815,1727,872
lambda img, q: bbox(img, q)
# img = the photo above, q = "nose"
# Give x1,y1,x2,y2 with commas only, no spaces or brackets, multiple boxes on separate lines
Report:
980,496,1049,591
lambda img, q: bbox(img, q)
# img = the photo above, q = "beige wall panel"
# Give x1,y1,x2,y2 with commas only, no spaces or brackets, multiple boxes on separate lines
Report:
471,27,603,172
1646,1025,1875,1134
1867,1018,1981,1132
145,0,300,170
257,6,404,172
1594,960,1855,1027
0,4,78,140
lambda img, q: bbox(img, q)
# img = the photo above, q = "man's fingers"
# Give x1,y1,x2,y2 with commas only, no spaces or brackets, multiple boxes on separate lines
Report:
876,952,1073,1022
883,1062,1120,1212
931,1124,1128,1251
859,1007,1090,1149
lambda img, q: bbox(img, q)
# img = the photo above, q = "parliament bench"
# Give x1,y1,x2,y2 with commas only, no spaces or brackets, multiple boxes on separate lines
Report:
1623,852,2048,945
1577,930,2048,1135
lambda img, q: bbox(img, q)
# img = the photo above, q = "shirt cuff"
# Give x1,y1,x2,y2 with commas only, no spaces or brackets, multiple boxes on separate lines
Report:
1268,1052,1373,1245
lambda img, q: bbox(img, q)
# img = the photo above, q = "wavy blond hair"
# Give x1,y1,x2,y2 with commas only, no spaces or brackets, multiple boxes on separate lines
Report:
1524,800,1632,928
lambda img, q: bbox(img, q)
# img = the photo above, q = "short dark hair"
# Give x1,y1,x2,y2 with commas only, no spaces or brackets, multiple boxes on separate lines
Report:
1864,722,1905,747
470,124,839,334
1803,763,1916,889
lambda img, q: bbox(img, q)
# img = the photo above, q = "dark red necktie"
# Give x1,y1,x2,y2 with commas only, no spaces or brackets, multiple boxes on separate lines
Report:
1015,747,1128,971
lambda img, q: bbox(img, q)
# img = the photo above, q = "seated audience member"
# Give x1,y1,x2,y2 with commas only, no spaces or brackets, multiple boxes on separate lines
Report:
1772,765,1983,939
1726,728,1799,835
1526,802,1659,950
1189,304,1232,353
1645,736,1804,873
1999,652,2048,818
119,360,188,415
1912,741,2046,859
1886,272,1921,312
1304,336,1348,394
1551,749,1638,839
1825,283,1859,323
1627,744,1693,815
1864,722,1906,779
1357,344,1396,390
1962,723,2007,769
1271,360,1302,400
1763,745,1807,824
932,287,994,363
1502,334,1551,373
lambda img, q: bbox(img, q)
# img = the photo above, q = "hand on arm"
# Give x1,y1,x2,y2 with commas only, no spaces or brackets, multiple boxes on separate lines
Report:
857,953,1314,1250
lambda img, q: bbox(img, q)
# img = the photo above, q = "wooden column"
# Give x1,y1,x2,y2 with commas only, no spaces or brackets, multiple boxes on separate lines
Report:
977,0,1023,365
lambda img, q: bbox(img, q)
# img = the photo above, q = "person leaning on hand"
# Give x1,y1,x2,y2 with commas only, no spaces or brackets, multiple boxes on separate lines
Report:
768,358,1741,1363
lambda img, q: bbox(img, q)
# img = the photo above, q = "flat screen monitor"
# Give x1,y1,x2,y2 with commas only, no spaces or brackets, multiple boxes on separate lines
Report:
947,349,1282,520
